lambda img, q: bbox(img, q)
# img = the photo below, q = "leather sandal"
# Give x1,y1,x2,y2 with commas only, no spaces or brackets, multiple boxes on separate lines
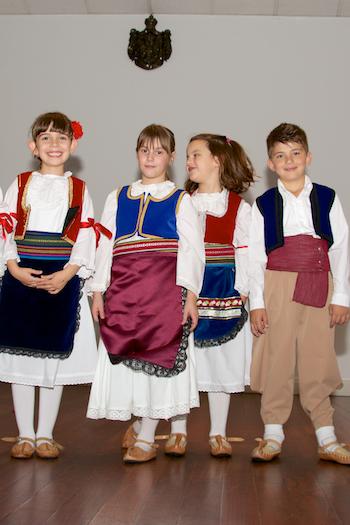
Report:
318,441,350,465
2,436,36,459
251,438,281,462
123,439,158,463
121,423,138,449
164,433,187,456
209,435,232,458
36,437,63,459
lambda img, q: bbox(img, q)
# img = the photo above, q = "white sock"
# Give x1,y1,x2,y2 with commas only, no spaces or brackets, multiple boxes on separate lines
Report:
264,424,285,449
136,417,159,451
170,414,187,435
132,419,142,434
11,384,35,440
316,426,338,451
208,392,230,437
36,385,64,440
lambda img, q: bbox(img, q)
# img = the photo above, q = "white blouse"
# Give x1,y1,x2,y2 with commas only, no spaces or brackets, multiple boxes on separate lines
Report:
249,176,350,310
191,189,251,297
90,180,205,296
4,171,95,279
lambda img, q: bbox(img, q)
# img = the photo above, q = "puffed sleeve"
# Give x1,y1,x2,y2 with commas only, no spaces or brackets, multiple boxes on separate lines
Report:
3,179,20,263
88,190,118,293
233,200,251,297
68,186,96,279
248,201,268,311
176,193,205,296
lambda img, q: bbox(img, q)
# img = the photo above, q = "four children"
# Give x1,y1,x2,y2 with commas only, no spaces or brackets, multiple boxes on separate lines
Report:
0,116,349,465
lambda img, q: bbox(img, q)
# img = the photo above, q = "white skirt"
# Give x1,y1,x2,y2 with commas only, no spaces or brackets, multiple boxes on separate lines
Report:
0,289,98,388
87,334,200,421
196,321,252,393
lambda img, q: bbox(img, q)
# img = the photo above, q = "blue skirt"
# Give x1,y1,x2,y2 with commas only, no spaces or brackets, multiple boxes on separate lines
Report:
194,264,248,347
0,232,81,359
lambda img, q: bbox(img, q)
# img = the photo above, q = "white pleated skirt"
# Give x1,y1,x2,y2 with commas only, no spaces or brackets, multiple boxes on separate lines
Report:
87,333,200,421
0,289,98,388
195,321,252,393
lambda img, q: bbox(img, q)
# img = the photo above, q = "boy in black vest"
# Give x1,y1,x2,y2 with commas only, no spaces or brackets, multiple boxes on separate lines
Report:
249,123,350,464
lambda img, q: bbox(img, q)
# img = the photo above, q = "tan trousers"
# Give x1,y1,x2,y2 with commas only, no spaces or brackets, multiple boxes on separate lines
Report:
250,271,342,430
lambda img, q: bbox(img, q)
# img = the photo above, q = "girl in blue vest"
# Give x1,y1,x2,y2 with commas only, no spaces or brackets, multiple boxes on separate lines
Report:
87,124,205,463
164,134,254,457
0,112,97,459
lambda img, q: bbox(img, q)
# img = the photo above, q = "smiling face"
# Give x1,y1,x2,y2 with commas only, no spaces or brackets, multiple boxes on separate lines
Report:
186,140,220,190
29,126,77,175
137,138,174,184
267,141,312,190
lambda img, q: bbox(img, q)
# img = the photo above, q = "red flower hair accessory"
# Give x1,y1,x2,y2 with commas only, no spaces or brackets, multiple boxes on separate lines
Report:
71,121,84,140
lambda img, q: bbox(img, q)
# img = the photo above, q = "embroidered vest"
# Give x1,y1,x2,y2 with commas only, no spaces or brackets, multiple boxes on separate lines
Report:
115,185,185,242
14,171,85,245
204,191,241,244
256,184,335,254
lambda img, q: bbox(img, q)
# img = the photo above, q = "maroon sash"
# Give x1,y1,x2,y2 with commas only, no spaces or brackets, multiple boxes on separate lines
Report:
266,234,330,308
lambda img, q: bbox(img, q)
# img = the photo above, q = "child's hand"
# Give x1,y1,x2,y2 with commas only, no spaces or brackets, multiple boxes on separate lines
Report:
250,308,269,337
329,304,350,328
182,290,198,332
8,260,42,287
92,292,105,322
36,265,79,295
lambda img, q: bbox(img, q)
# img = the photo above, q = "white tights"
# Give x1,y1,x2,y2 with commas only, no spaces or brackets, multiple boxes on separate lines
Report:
169,392,231,437
11,384,64,440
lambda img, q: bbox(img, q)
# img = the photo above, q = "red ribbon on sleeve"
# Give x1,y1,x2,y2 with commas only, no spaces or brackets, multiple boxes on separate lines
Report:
80,217,112,248
0,213,15,239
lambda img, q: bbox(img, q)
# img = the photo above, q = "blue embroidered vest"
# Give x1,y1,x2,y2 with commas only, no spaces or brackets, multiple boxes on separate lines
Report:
256,183,335,254
115,185,185,241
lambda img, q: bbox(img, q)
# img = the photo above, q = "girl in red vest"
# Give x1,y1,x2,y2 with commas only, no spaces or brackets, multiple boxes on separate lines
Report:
164,134,254,457
0,112,98,459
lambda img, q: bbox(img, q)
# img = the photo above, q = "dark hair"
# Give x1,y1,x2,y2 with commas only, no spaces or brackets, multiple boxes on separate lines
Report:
185,134,255,194
31,112,73,141
267,122,309,157
136,124,175,154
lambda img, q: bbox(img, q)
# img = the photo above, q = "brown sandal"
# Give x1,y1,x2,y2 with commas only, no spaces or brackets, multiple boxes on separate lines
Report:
121,423,138,449
251,438,281,462
123,439,158,463
318,441,350,465
2,436,36,459
164,433,187,456
36,437,63,459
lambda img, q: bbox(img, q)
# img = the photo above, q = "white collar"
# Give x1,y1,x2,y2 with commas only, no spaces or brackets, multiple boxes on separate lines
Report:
278,174,313,198
131,179,176,198
32,170,72,179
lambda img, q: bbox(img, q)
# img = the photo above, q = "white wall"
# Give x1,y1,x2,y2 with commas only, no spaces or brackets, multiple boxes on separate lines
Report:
1,14,350,390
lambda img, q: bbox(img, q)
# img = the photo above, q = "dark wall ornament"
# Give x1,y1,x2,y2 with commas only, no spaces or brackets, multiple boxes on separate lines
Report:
128,15,172,70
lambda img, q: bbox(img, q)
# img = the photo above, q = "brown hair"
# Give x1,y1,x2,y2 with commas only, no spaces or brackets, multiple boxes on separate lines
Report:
136,124,175,154
185,134,255,194
31,112,73,141
267,122,309,157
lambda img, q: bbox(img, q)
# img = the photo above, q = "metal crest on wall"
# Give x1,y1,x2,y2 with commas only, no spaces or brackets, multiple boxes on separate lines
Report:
128,15,172,70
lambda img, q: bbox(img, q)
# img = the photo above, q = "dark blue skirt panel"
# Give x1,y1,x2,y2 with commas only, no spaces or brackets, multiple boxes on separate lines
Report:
0,257,81,359
194,264,248,347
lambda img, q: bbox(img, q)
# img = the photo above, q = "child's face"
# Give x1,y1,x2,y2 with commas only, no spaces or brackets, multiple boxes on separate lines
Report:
137,139,174,184
186,140,220,186
29,127,77,174
268,141,311,187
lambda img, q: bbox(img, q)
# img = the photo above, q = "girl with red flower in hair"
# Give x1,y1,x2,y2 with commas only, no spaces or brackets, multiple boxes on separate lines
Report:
0,112,99,460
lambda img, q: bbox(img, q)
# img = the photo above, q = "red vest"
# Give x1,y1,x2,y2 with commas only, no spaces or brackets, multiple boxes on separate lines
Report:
14,171,85,245
204,191,241,244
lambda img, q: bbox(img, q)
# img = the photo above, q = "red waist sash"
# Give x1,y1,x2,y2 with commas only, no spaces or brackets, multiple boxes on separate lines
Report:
266,234,330,308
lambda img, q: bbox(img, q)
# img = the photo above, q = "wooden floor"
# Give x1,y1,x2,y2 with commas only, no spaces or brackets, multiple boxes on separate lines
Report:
1,385,350,525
